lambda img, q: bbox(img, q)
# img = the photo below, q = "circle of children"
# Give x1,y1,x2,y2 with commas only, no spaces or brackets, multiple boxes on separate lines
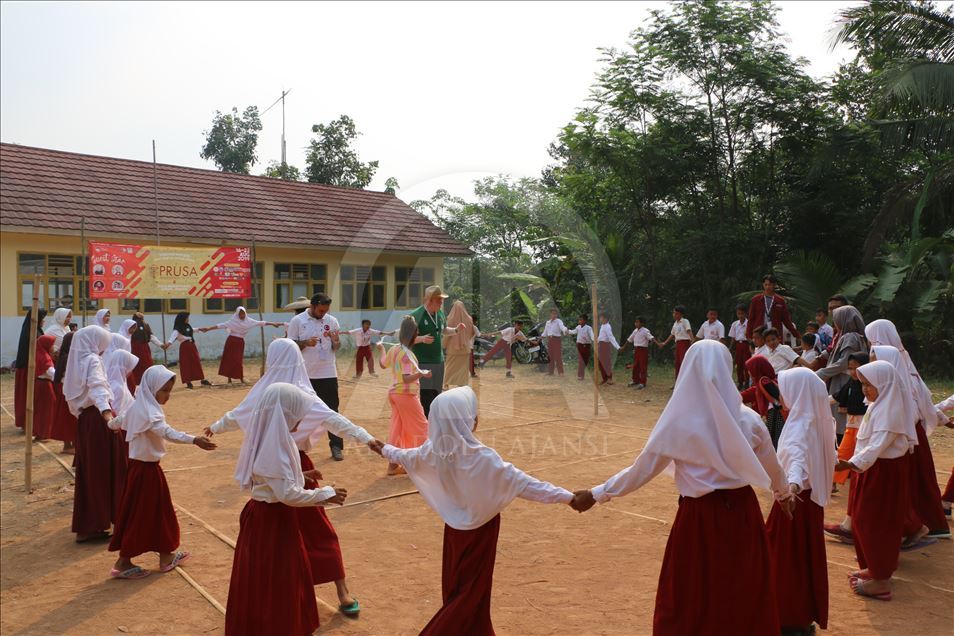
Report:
10,276,954,636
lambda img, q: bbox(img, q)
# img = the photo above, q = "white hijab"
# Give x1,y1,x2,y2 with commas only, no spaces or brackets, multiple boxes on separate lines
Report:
234,383,312,491
777,368,837,507
106,332,131,355
390,386,536,531
45,307,71,340
221,306,256,336
866,319,940,434
121,365,175,442
870,346,921,428
104,349,139,417
93,308,111,331
119,319,137,340
855,360,918,450
221,338,339,450
640,340,772,489
63,325,113,416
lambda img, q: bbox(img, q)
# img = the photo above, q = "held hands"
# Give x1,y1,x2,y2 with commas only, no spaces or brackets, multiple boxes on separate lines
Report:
203,426,215,438
367,439,385,456
193,436,216,451
834,459,857,472
420,369,433,378
569,489,596,513
303,468,323,482
415,335,435,345
101,410,114,423
325,487,348,506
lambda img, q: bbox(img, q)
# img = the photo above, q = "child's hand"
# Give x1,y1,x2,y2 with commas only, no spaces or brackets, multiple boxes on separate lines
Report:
202,426,214,438
102,410,114,423
193,436,216,451
834,459,856,472
303,468,323,482
325,487,348,506
415,335,434,345
368,439,385,456
569,490,596,513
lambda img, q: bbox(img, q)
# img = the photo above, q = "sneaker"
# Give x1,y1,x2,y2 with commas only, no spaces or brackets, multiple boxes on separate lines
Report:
636,384,645,390
331,448,344,461
926,528,952,539
200,379,212,386
823,523,853,542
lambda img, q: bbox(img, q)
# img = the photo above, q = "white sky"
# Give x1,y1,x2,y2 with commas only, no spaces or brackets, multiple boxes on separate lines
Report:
2,1,863,205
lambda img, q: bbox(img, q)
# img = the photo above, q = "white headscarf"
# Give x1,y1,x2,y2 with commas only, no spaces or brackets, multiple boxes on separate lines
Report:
640,339,772,489
119,319,137,339
777,368,837,507
104,349,139,417
63,325,113,416
120,365,175,442
870,345,921,427
221,306,256,337
93,308,111,330
233,383,312,491
855,360,918,450
866,319,940,434
389,386,535,531
45,307,71,340
220,338,339,450
105,332,131,355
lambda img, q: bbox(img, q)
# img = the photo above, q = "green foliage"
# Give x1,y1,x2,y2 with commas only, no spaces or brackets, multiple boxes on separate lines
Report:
262,161,302,181
200,106,263,174
304,115,379,188
384,177,400,194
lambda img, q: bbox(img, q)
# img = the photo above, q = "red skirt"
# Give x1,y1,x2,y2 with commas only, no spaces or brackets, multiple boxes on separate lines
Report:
674,339,691,379
109,460,179,558
176,340,205,383
49,383,77,443
298,451,345,584
219,335,245,380
72,408,127,535
14,366,26,428
31,378,55,439
849,454,909,580
943,469,954,503
734,341,751,385
909,422,948,533
654,486,778,635
225,500,319,636
766,491,828,630
130,339,154,387
420,514,500,636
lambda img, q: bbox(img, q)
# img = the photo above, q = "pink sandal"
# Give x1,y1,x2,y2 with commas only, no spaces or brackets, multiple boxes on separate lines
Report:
110,566,150,580
159,550,191,573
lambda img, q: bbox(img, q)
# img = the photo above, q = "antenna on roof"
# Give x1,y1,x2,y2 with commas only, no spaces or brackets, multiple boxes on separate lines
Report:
263,88,292,178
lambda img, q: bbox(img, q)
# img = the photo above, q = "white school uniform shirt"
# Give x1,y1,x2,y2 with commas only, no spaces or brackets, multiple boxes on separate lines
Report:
753,344,769,358
936,394,954,413
818,322,834,342
347,327,381,347
598,323,620,349
108,415,195,462
627,326,654,348
671,318,692,341
763,344,800,374
728,319,747,341
696,320,725,341
801,349,818,364
500,327,527,345
166,330,192,345
286,311,340,379
542,318,568,337
567,324,594,344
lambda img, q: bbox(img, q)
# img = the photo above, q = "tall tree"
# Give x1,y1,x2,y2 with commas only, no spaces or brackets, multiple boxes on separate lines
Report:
200,106,262,174
304,115,379,188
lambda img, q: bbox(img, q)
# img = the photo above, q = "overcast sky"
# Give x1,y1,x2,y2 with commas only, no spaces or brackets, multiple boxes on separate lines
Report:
2,1,865,204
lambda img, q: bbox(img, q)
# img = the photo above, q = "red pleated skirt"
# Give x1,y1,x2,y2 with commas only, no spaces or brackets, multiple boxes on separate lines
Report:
654,486,778,635
848,454,909,580
31,378,55,439
766,491,828,630
298,451,345,584
225,499,319,636
420,514,500,636
674,339,691,379
109,460,179,558
177,340,205,383
909,422,948,533
14,366,26,428
130,340,154,387
72,408,127,535
943,469,954,503
49,382,77,443
219,335,245,380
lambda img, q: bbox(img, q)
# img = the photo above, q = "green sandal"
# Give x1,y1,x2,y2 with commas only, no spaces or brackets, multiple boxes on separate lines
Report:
339,599,360,617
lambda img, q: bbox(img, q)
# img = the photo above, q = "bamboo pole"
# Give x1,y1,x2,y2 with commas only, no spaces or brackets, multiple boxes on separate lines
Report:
590,283,599,417
80,217,88,326
24,273,40,492
251,238,266,375
152,140,168,364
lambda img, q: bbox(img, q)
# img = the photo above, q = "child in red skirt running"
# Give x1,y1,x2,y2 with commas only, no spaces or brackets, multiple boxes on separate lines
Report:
107,365,216,579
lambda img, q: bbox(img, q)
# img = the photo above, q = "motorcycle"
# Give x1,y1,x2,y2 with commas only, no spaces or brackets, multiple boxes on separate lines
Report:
512,322,549,366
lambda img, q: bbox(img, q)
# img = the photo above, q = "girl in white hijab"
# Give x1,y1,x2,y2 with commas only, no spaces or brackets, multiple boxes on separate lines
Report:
225,383,347,636
373,386,572,635
575,340,787,635
93,308,111,331
766,368,836,633
206,338,369,614
46,307,72,354
836,360,918,600
104,349,139,417
118,318,137,340
199,306,279,383
106,365,215,579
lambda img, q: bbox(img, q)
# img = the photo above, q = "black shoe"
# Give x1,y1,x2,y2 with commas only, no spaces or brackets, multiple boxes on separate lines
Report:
186,382,194,390
200,379,212,386
331,448,344,461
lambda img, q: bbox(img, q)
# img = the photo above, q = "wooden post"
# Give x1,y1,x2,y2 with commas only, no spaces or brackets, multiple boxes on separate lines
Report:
80,217,88,326
590,283,599,417
251,238,266,375
24,273,40,493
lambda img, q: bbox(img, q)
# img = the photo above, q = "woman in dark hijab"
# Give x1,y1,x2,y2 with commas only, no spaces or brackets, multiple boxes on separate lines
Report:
13,309,47,430
816,305,867,442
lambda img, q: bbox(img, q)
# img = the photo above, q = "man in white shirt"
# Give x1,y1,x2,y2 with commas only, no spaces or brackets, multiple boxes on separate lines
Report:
542,309,569,376
567,315,595,381
287,293,345,461
342,319,395,379
760,328,809,374
478,321,527,378
696,309,726,342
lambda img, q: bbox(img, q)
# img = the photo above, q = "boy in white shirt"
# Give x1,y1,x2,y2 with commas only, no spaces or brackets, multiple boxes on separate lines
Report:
695,308,725,342
597,313,621,385
478,320,527,378
728,304,750,389
761,328,809,373
341,319,395,379
799,333,819,366
814,309,835,349
619,316,655,388
657,305,693,381
567,315,595,381
542,308,569,376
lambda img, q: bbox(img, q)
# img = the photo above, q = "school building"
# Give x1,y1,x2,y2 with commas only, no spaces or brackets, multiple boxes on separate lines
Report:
0,143,471,366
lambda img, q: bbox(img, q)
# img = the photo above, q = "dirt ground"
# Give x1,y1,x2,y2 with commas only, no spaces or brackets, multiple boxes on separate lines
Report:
1,355,952,635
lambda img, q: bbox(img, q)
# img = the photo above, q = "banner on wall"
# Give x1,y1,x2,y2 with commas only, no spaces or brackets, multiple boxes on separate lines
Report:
88,242,251,299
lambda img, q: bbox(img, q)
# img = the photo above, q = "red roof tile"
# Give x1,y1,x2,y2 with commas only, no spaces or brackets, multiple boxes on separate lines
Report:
0,143,472,256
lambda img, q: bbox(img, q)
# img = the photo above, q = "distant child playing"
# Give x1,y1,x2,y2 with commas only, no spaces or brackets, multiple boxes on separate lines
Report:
342,319,394,379
619,316,655,388
728,304,750,388
478,321,527,379
695,308,725,342
567,315,594,381
597,313,621,385
542,308,569,376
657,305,693,380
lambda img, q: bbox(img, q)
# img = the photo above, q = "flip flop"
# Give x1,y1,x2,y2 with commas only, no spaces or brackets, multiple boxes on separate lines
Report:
110,566,150,580
847,570,872,581
900,536,938,552
339,598,360,617
159,550,191,573
849,577,891,601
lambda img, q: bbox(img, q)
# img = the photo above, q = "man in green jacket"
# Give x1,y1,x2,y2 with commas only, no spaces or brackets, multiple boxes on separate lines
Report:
410,285,464,416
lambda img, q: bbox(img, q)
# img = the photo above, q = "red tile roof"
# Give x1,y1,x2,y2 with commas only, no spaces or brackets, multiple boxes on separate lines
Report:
0,143,472,256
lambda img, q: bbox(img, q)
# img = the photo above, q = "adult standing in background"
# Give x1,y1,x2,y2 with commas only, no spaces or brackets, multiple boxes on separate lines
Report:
746,274,800,342
443,300,477,389
287,293,345,461
816,305,867,442
409,285,465,416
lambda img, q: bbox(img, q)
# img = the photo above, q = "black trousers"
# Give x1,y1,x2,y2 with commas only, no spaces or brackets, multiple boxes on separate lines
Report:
418,363,445,417
309,377,342,451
